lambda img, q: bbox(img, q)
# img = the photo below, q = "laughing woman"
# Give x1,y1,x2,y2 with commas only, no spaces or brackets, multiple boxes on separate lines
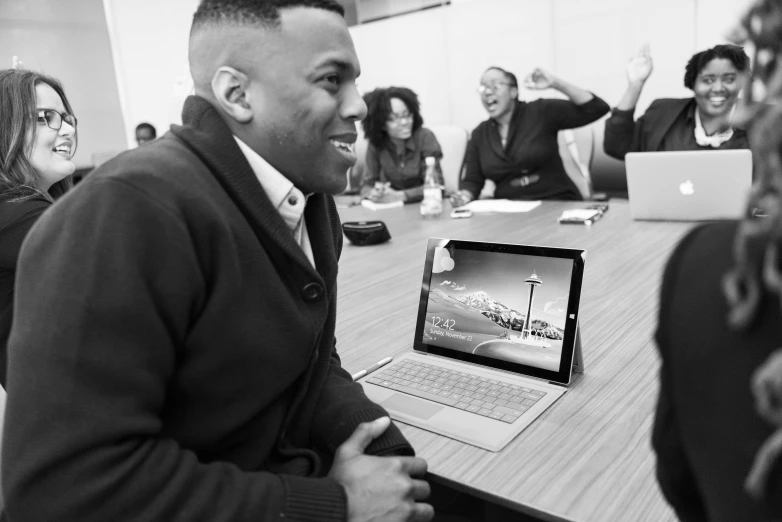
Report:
604,44,751,159
451,67,609,205
0,69,76,385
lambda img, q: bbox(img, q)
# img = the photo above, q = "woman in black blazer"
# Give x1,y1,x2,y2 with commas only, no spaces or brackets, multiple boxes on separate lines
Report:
653,3,782,519
450,66,609,205
0,68,76,385
604,44,751,159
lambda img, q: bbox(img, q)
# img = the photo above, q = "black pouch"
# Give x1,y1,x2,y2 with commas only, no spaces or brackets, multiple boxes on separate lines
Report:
341,221,391,246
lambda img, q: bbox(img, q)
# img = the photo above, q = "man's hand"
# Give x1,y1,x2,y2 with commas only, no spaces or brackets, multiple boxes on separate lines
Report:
329,417,434,522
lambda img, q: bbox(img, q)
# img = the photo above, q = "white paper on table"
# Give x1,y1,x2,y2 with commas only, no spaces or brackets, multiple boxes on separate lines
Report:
360,199,404,211
461,199,541,213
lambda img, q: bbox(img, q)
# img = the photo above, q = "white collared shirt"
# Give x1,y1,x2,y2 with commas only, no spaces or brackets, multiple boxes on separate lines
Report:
233,137,315,268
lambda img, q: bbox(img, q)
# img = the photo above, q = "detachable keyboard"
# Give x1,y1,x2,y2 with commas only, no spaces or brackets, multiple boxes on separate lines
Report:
365,360,546,423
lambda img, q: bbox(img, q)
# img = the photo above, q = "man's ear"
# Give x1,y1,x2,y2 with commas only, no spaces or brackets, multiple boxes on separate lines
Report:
211,66,253,123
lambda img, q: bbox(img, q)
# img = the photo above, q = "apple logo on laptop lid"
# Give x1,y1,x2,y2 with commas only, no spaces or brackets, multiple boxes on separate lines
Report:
679,180,695,195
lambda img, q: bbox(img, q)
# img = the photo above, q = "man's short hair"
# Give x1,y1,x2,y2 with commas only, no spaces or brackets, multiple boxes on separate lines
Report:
135,122,157,138
191,0,344,33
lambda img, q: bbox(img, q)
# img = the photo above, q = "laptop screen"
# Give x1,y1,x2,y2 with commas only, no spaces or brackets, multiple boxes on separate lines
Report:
413,238,586,385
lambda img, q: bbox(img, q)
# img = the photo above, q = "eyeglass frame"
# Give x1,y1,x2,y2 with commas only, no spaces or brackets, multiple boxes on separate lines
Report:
477,81,513,95
37,108,78,131
387,112,414,125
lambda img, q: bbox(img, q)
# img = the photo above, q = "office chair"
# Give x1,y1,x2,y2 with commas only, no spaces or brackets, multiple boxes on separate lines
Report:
558,127,595,200
428,125,470,194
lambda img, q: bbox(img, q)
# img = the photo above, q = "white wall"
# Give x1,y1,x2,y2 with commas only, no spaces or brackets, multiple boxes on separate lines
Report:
350,0,752,133
103,0,199,149
101,0,755,153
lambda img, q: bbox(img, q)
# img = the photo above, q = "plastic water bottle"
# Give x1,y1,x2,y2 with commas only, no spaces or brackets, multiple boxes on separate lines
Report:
420,157,442,218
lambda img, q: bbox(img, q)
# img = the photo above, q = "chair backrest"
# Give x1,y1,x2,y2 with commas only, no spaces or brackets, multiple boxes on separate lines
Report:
345,126,369,194
558,126,594,199
427,125,469,193
590,117,629,198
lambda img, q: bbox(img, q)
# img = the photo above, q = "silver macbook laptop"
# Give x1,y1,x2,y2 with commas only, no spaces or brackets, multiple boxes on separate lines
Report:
358,238,586,452
625,149,752,221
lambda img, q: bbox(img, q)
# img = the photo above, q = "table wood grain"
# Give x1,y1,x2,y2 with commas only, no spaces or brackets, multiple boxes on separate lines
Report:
335,200,695,522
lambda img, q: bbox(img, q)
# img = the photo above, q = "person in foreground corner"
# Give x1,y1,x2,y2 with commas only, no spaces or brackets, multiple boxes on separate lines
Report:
2,1,432,521
0,68,76,386
653,2,782,520
449,66,609,206
604,43,751,160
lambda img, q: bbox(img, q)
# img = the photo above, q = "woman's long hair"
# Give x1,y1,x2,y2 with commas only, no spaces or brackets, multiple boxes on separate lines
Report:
361,86,424,149
0,69,76,202
724,1,782,328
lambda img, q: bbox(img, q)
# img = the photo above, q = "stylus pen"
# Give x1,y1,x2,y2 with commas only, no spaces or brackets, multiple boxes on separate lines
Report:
352,356,394,381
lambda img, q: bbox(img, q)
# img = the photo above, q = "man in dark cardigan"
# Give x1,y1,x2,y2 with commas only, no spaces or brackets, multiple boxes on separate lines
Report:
2,1,432,521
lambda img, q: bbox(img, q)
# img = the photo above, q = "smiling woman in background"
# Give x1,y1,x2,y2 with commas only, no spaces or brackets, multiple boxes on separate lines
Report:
0,69,76,386
604,44,751,159
451,66,609,205
360,86,443,204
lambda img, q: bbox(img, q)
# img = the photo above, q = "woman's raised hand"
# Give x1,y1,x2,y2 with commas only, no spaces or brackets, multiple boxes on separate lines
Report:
626,45,653,86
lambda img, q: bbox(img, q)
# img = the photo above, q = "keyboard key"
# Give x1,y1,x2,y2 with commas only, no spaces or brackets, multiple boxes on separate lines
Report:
494,405,526,417
467,405,481,413
522,399,536,406
489,412,505,420
529,390,546,397
395,385,458,406
500,414,519,423
478,408,494,417
519,392,540,401
455,402,470,410
506,401,525,410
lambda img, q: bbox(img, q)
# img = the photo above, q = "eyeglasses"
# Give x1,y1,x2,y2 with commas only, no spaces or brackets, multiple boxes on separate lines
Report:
387,112,413,124
37,109,77,131
477,82,511,95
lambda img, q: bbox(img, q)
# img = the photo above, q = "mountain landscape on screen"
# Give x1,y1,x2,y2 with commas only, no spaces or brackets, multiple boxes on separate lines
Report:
452,290,564,340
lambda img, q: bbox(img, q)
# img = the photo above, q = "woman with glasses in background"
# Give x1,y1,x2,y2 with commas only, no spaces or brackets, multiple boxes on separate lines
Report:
360,86,443,204
450,66,609,206
603,44,751,160
0,68,76,386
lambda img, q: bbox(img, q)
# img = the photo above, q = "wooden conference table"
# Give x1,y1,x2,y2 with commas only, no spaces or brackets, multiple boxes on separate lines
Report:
335,199,693,522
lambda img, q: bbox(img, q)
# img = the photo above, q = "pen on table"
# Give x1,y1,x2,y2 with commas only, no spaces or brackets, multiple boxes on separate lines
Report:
352,356,394,381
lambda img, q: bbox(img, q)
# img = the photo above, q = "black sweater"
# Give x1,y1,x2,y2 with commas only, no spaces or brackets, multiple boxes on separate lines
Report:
654,221,782,521
461,95,609,201
3,95,412,522
0,194,49,386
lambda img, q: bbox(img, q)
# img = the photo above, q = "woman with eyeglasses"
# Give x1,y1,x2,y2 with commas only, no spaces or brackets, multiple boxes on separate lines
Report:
603,44,751,160
450,67,609,206
359,87,443,204
0,68,76,385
